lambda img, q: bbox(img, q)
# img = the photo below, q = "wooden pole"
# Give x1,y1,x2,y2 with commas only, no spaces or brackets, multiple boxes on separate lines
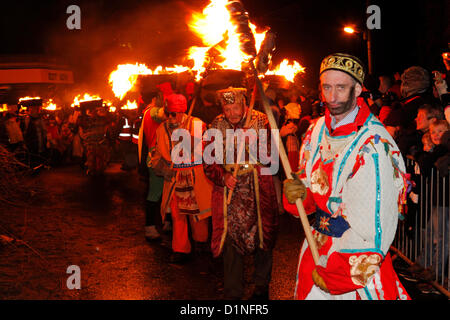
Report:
186,95,197,118
251,67,320,265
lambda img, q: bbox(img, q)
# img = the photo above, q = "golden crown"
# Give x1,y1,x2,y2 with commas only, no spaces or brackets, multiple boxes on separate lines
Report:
217,87,247,106
320,53,365,84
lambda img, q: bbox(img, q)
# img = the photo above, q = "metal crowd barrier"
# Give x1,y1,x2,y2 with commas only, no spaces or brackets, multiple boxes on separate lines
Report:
391,157,449,298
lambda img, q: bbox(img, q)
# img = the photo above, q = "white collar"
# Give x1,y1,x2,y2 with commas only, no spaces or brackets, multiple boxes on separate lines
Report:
330,106,359,130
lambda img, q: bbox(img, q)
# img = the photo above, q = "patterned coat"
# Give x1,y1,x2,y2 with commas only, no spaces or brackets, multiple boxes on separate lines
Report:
204,109,278,257
284,99,410,300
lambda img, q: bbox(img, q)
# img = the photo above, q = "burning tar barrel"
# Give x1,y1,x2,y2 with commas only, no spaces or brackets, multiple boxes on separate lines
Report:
200,69,248,104
137,72,195,97
17,98,43,115
18,98,43,108
201,69,246,91
79,99,103,115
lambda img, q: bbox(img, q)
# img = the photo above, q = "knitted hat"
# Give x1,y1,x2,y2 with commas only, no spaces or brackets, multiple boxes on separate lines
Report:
165,94,187,113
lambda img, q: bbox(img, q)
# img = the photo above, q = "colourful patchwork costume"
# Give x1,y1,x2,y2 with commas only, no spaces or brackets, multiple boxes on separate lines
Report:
284,53,410,300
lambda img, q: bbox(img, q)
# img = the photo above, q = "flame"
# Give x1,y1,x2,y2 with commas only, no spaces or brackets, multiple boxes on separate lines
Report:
188,47,209,80
265,59,305,82
103,100,116,113
43,99,58,111
19,96,41,102
121,100,138,110
250,23,266,55
71,93,101,108
165,65,190,74
109,63,191,100
0,104,8,112
187,0,266,77
108,63,153,100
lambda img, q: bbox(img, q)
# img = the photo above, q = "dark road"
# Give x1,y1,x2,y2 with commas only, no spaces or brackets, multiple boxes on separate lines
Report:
0,162,302,300
0,162,445,300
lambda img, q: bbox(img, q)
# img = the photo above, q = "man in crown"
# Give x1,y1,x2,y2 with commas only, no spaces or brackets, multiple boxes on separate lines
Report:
283,53,411,300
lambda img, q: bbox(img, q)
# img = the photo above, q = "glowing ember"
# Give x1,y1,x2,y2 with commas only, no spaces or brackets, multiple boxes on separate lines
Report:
71,93,101,108
265,59,305,82
121,100,138,110
187,0,266,75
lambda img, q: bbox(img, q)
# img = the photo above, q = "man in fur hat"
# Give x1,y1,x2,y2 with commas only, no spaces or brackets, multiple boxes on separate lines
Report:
283,53,410,300
203,87,278,300
396,66,433,158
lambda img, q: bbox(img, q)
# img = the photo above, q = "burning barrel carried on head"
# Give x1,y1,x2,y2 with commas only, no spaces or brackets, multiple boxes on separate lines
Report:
200,69,248,104
136,71,196,100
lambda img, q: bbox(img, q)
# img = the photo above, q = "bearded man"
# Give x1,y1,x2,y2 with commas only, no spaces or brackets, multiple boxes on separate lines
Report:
152,93,213,263
283,53,411,300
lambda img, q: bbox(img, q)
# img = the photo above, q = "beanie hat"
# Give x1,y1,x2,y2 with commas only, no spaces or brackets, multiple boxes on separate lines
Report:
165,94,187,113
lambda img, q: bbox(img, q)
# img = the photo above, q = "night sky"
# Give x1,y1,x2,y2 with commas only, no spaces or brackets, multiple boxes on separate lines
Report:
0,0,448,90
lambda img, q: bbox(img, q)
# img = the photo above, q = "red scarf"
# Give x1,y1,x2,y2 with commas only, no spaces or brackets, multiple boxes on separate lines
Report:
324,97,371,137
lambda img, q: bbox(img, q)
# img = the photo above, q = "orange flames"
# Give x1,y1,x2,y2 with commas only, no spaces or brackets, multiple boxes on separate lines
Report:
187,0,266,78
71,93,101,108
108,63,153,100
121,100,138,110
19,96,41,102
43,99,58,111
103,100,116,113
265,59,305,82
108,63,190,100
103,1,305,103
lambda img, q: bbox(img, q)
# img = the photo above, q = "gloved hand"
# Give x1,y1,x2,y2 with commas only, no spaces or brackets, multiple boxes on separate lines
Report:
312,269,329,293
283,175,307,203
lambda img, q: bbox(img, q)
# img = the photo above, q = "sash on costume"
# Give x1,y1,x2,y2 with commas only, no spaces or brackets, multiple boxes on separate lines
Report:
174,170,200,216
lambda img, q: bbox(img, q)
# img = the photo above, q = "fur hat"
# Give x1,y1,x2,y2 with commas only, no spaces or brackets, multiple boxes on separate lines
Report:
216,87,247,106
400,66,430,97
